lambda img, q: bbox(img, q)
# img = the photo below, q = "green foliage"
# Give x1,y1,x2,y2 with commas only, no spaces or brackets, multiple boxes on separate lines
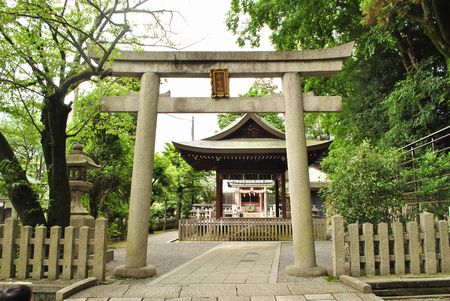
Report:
218,79,285,131
413,151,450,219
321,141,407,224
382,58,450,147
162,143,214,220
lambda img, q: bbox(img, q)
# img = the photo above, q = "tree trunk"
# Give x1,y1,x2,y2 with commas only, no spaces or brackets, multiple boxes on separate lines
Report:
41,93,72,227
0,132,46,226
176,186,183,221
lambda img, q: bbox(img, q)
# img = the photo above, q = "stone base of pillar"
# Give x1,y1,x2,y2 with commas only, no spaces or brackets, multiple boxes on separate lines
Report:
70,214,95,228
285,264,327,277
113,264,156,279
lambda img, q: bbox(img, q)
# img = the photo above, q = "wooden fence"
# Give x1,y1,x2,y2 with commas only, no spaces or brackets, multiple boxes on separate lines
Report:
332,212,450,277
0,218,107,281
179,218,327,241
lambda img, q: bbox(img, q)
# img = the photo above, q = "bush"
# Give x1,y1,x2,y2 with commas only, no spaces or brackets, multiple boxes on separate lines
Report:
321,141,407,224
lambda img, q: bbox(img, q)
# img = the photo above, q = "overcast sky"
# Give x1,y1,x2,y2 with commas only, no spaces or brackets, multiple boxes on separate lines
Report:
151,0,276,152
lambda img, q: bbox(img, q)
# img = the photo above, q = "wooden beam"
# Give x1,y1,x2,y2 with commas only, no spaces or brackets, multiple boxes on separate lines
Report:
100,92,341,113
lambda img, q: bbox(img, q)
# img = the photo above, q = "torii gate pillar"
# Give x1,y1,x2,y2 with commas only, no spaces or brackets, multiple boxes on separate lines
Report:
114,72,159,278
283,73,327,276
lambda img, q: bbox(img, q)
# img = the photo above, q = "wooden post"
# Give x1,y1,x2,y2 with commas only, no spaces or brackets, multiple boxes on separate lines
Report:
216,172,223,219
275,175,280,218
281,172,287,218
332,215,345,276
1,218,19,279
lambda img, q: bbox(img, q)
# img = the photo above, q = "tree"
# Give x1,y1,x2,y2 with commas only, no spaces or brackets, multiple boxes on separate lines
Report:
321,141,408,224
218,79,285,131
0,1,174,226
162,143,214,220
361,0,450,71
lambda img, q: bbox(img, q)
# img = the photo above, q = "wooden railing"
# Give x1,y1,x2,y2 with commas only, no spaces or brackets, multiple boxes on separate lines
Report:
179,218,327,241
332,213,450,277
0,218,107,281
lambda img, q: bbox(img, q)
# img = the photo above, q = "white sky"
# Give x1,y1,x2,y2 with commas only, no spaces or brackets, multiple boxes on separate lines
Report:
150,0,276,152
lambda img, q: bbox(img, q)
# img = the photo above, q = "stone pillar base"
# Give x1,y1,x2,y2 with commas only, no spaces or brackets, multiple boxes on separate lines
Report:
285,264,327,277
113,264,156,279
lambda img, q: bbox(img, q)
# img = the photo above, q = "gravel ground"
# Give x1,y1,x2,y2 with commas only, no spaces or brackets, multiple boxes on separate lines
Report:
277,241,333,283
107,230,221,284
107,231,333,284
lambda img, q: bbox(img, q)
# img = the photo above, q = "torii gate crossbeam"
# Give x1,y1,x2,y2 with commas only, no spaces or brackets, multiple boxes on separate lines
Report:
93,42,353,278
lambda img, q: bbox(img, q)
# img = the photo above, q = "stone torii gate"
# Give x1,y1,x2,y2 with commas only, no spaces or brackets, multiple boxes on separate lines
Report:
96,42,353,278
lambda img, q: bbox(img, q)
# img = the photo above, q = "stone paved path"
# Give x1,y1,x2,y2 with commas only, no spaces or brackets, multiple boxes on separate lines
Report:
151,242,280,285
67,241,383,300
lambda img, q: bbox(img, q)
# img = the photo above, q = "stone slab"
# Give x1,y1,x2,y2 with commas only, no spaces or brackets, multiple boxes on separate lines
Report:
333,293,363,301
124,285,181,298
304,294,334,300
237,284,291,296
250,296,276,301
287,283,353,295
357,294,383,301
180,284,237,297
217,297,250,301
276,296,307,301
71,285,129,298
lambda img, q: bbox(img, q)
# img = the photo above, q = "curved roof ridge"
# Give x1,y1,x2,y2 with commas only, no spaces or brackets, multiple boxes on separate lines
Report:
204,113,285,141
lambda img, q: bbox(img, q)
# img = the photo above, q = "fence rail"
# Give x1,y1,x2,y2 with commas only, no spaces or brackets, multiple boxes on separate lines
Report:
0,218,107,281
332,213,450,277
179,218,327,241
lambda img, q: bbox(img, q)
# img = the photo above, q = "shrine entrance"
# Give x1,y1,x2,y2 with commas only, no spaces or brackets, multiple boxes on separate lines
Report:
95,42,353,278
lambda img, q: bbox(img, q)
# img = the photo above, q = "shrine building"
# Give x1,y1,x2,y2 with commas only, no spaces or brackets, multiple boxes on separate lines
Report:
173,113,330,219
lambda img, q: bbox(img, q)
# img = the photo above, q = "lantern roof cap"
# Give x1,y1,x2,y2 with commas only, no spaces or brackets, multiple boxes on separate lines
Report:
66,144,100,169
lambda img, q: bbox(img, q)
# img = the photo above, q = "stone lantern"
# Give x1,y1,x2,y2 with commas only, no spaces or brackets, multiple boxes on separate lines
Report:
66,144,100,228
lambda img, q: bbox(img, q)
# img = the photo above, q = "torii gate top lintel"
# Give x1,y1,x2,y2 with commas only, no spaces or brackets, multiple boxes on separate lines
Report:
91,42,354,78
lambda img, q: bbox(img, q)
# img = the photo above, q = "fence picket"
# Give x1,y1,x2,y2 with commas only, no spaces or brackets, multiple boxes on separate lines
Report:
407,221,421,275
48,226,62,280
363,223,375,276
93,218,107,280
77,226,89,279
1,218,19,279
379,223,390,276
438,220,450,272
32,226,46,280
332,215,345,277
17,226,32,279
392,222,405,275
348,224,360,277
62,226,75,280
421,212,437,274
